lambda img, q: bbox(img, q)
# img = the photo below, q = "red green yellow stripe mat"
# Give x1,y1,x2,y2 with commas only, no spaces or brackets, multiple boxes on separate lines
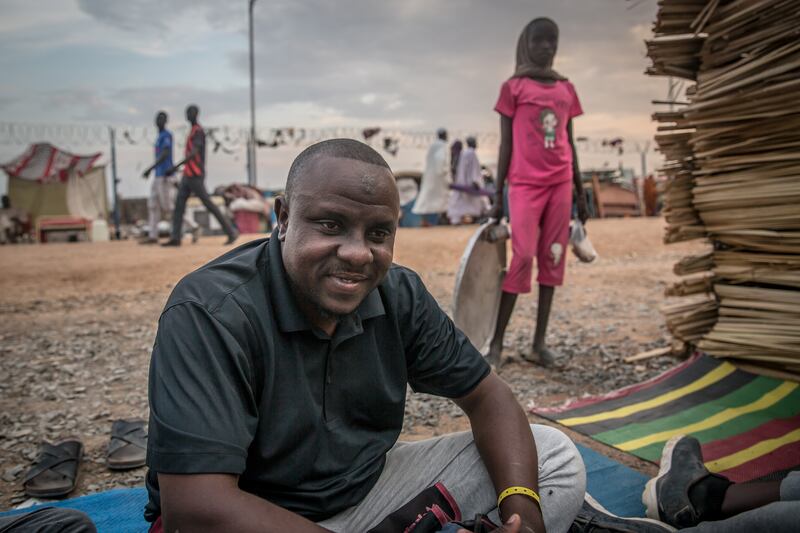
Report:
532,354,800,482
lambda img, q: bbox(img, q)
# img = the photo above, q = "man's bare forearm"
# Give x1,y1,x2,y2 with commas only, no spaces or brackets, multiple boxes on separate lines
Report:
144,150,170,176
159,473,331,533
456,374,545,532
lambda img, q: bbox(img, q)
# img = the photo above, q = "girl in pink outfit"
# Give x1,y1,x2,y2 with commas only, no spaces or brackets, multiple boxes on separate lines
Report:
487,17,590,367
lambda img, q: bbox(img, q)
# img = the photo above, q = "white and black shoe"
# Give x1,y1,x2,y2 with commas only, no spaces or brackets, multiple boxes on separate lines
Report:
643,435,731,528
569,494,675,532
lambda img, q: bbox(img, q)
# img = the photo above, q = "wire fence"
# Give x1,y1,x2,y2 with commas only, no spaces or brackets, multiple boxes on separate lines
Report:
0,121,656,157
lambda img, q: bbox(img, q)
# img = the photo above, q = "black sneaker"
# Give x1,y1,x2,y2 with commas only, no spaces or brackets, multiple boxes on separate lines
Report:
161,239,181,247
569,494,675,532
643,435,731,528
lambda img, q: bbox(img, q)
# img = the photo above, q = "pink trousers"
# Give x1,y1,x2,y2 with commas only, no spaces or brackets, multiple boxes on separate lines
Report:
502,180,572,293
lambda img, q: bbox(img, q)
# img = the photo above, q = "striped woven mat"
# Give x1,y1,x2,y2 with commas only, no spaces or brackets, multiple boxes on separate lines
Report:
533,354,800,482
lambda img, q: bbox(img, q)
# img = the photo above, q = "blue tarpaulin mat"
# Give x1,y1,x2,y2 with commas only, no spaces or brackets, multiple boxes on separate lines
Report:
0,443,648,531
0,488,149,532
578,443,649,517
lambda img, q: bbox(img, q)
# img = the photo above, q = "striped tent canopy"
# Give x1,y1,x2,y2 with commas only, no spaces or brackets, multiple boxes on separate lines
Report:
1,143,101,183
534,354,800,483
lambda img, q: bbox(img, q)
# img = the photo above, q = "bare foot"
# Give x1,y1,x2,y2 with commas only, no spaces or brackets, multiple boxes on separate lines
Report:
522,346,559,367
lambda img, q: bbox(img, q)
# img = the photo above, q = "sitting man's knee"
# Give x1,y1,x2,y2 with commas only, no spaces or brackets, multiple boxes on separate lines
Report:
531,424,586,482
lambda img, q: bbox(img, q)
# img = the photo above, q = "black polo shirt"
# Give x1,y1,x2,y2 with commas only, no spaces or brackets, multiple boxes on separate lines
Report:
144,237,490,522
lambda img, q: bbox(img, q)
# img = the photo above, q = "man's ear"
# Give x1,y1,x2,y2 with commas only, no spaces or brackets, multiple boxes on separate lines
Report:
274,195,289,241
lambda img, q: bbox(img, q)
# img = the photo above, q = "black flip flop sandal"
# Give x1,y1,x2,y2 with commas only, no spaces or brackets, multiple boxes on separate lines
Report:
23,439,83,498
107,419,147,470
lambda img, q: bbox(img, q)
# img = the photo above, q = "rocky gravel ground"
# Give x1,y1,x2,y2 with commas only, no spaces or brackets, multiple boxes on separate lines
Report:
0,218,705,509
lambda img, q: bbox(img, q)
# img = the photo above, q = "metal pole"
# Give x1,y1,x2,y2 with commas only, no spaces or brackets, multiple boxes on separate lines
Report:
640,140,650,178
109,126,121,240
248,0,257,187
246,136,252,187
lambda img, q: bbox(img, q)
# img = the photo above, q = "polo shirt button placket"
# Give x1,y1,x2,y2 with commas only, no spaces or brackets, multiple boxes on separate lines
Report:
323,341,333,422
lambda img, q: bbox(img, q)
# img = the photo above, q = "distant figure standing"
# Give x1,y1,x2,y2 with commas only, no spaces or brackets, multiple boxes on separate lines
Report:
487,17,589,367
450,139,463,179
141,111,198,244
0,194,28,244
412,128,450,226
163,105,239,247
447,136,486,224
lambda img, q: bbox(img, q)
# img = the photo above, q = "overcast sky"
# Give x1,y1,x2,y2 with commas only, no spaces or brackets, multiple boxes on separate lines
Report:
0,0,667,196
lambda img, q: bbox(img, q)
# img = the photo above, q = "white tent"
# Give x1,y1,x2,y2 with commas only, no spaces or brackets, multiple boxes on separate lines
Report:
1,143,108,224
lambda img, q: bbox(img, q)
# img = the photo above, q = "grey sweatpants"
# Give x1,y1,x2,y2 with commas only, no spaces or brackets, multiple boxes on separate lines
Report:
171,175,236,241
319,424,587,533
148,176,197,240
685,471,800,532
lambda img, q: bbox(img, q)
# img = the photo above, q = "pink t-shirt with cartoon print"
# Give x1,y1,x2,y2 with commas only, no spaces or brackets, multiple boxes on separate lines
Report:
494,78,583,187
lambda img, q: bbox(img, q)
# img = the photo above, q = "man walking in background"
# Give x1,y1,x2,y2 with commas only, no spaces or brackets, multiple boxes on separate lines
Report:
162,105,239,247
141,111,199,245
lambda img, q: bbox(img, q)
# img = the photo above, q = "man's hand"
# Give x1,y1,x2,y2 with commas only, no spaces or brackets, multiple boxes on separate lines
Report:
458,513,524,533
142,169,151,179
576,191,589,225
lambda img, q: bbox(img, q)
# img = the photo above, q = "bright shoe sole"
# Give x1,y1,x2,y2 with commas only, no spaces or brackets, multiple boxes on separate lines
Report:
642,434,685,521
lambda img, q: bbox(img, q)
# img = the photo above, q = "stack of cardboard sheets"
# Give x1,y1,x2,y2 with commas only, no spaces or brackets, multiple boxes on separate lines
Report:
647,0,800,378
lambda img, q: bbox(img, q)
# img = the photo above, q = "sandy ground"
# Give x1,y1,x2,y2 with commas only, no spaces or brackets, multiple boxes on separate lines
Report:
0,217,706,509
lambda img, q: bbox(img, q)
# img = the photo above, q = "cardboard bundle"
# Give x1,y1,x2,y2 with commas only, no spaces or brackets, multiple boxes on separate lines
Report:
647,0,800,378
652,0,709,36
654,129,706,243
661,294,719,343
646,0,713,78
673,250,714,275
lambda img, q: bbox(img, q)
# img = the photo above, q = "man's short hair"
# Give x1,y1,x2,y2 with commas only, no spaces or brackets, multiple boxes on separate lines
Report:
285,139,391,200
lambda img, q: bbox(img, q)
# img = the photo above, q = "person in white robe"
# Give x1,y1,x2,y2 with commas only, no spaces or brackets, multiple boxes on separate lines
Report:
447,137,486,224
412,128,450,224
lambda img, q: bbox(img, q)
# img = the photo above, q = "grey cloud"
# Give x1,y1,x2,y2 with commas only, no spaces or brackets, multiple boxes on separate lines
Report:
31,0,661,139
231,0,659,131
15,85,249,125
76,0,243,33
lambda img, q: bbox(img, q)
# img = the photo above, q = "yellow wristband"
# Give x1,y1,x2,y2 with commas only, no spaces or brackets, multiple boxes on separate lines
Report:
497,486,541,508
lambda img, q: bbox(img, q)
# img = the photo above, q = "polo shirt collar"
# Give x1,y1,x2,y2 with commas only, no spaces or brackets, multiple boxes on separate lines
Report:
267,237,385,334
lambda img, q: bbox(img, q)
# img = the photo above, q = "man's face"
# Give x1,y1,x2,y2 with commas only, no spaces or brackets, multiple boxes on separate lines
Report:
528,22,558,67
276,155,400,328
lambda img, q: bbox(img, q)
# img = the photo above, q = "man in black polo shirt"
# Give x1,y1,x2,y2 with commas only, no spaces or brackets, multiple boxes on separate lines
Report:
146,139,585,533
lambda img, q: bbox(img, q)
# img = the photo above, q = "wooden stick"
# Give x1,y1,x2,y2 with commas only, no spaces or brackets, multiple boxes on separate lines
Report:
624,346,674,363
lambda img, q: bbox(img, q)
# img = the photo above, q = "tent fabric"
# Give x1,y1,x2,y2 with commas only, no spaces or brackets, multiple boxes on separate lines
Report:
65,166,108,221
8,167,108,225
0,443,651,532
8,176,69,223
1,143,101,183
